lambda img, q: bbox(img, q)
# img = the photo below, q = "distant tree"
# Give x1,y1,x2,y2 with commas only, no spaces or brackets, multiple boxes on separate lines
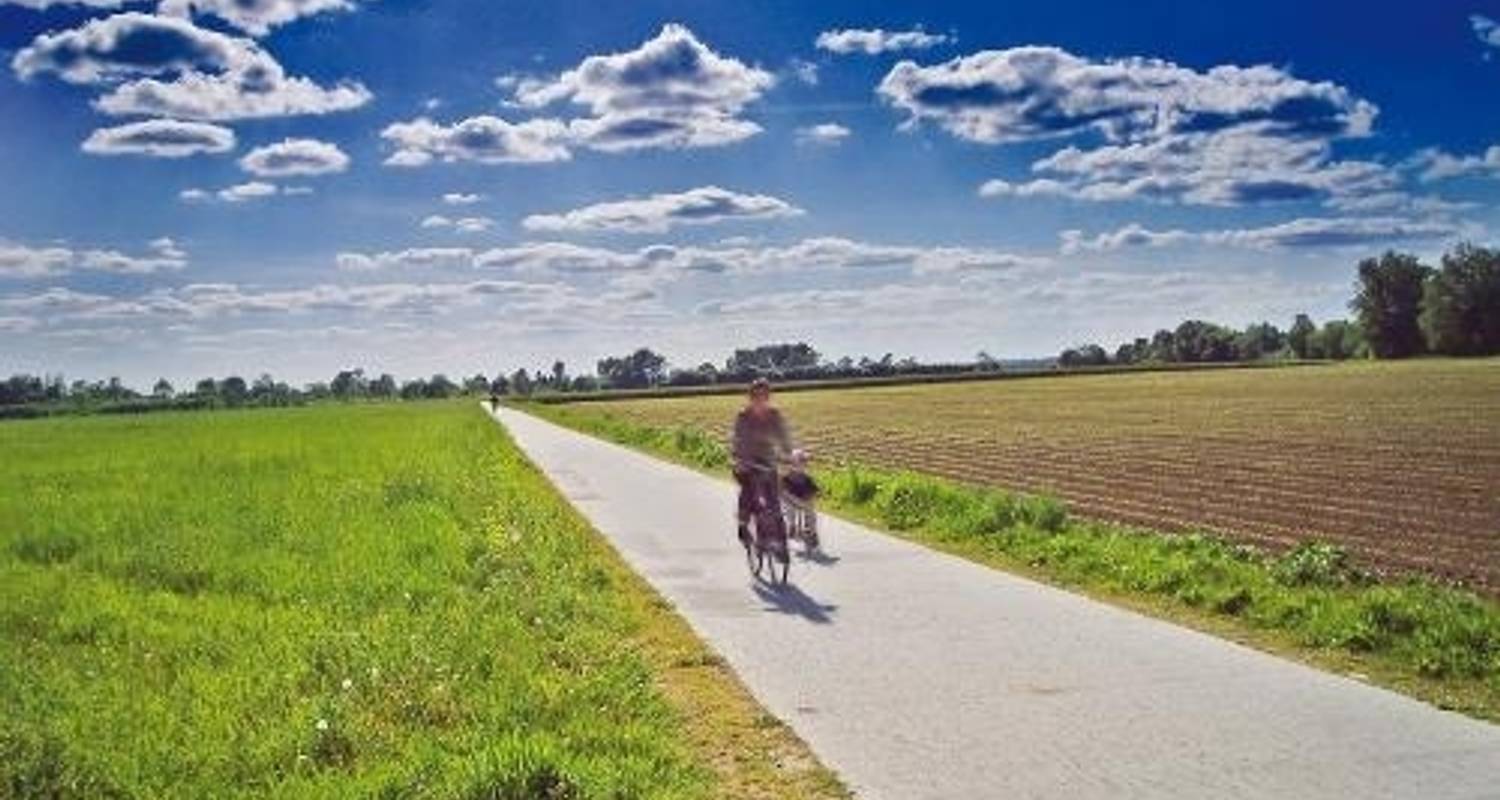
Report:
152,378,175,399
1059,343,1109,368
194,378,218,398
304,382,332,401
551,360,567,388
1287,314,1317,359
1317,320,1363,360
1236,322,1285,361
369,373,398,399
1352,251,1431,359
510,368,534,396
724,343,820,377
570,375,599,392
596,348,666,389
489,373,510,395
463,373,490,395
1420,243,1500,356
220,376,250,407
400,379,428,400
426,374,458,398
330,368,367,400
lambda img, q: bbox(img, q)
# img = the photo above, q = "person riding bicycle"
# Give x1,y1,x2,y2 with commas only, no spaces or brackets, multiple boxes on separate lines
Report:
731,378,794,547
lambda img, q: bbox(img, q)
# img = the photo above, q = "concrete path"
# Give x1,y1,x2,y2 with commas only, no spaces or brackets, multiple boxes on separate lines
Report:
490,406,1500,800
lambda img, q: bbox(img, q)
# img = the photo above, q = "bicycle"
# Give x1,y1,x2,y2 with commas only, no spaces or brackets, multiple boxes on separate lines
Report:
740,461,790,585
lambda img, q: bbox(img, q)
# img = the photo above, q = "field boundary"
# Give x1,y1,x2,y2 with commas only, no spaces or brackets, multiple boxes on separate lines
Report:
519,401,1500,723
526,359,1333,404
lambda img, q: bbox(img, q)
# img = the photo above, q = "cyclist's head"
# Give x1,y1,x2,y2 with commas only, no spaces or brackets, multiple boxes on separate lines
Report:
748,378,771,408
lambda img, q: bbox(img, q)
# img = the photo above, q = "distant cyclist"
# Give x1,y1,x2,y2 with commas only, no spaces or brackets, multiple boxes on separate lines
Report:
731,378,795,547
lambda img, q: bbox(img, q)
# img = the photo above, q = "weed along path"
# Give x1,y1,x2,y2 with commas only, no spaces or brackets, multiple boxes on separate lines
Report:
489,405,1500,800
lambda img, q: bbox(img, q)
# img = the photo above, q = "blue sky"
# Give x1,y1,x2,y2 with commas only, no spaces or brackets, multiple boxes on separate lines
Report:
2,0,1498,385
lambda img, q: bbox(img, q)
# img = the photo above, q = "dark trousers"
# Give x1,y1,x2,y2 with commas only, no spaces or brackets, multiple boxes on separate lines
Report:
733,467,781,528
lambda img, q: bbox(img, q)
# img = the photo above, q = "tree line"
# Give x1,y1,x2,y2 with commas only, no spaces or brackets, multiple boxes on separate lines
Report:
1060,243,1500,367
5,244,1496,418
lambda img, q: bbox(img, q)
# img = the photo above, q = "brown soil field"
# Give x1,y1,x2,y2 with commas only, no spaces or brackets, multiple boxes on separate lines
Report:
566,359,1500,592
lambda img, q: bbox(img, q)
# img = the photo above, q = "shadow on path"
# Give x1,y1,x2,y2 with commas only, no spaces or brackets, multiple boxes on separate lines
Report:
797,548,840,567
753,581,838,624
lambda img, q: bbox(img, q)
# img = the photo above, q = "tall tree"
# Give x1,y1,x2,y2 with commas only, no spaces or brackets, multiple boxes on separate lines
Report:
1420,243,1500,356
1352,251,1431,359
1287,314,1317,359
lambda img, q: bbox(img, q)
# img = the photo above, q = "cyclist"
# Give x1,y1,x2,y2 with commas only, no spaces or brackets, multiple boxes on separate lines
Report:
731,378,794,548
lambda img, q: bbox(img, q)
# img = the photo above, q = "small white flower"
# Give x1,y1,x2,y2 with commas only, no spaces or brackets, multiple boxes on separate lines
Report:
316,718,329,731
341,678,353,691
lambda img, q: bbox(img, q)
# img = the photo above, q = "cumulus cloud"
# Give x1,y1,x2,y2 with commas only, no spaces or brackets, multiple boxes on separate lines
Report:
0,279,580,321
1473,15,1500,49
156,0,354,36
787,58,819,86
0,237,187,278
815,27,951,55
419,215,495,233
1404,146,1500,182
81,119,235,157
1060,217,1458,254
12,12,371,120
882,45,1386,206
511,23,775,152
381,116,571,166
239,138,350,176
522,186,804,234
12,12,249,83
795,123,851,146
442,192,484,205
337,237,1046,285
182,181,308,202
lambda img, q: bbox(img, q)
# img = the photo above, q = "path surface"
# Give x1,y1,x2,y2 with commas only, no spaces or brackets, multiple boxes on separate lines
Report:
491,406,1500,800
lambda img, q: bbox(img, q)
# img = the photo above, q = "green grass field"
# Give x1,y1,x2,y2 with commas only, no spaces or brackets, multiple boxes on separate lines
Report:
0,403,843,799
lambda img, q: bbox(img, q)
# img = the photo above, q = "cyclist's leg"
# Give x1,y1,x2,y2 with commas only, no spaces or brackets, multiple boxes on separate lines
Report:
733,468,754,544
759,473,788,559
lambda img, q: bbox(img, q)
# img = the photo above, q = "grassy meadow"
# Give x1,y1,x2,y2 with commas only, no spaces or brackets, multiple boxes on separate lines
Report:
0,402,843,799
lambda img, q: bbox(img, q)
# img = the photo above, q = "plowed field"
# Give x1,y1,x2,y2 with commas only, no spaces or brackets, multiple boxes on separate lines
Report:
568,360,1500,591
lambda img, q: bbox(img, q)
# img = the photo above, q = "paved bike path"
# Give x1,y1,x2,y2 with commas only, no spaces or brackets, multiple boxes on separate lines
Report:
490,406,1500,800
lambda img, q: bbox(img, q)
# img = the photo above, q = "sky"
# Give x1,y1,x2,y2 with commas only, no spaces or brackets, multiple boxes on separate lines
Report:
3,0,1499,386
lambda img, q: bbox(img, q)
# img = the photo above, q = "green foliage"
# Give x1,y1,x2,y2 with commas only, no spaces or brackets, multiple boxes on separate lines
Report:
1273,542,1364,588
1353,251,1432,359
0,404,708,798
1420,242,1500,356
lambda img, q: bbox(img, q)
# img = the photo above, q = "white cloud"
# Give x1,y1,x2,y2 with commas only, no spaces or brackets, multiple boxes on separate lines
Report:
239,138,350,176
0,237,187,278
788,58,819,86
1060,217,1459,254
380,116,571,166
1404,146,1500,182
95,55,372,120
795,123,851,146
1472,14,1500,49
883,45,1386,207
218,181,279,202
156,0,354,37
180,188,211,202
522,186,804,234
12,12,251,83
511,23,774,152
81,119,236,158
338,237,1047,284
418,216,495,233
18,13,371,120
815,27,950,55
442,192,484,205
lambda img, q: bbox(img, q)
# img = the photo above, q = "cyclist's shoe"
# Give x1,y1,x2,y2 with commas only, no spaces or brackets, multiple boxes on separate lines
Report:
737,523,752,547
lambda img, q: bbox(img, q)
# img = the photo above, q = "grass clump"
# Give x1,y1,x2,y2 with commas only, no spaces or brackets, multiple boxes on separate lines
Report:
0,403,844,798
524,401,1500,721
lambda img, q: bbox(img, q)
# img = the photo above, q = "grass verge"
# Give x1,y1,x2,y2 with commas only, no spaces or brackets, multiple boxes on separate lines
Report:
0,402,845,798
522,401,1500,723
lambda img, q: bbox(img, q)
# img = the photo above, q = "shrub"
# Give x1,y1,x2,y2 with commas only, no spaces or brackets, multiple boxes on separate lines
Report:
1273,542,1363,588
872,473,965,530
